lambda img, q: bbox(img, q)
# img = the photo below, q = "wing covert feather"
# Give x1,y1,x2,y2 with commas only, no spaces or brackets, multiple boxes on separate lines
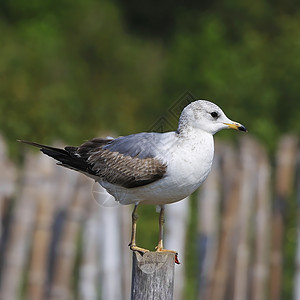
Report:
88,149,167,188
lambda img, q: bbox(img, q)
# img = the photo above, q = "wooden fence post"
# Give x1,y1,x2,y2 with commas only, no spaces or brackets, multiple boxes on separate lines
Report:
0,135,17,237
197,146,221,300
233,137,259,300
252,142,271,300
0,152,39,300
165,198,189,300
294,148,300,300
270,135,298,300
210,143,240,300
131,252,175,300
48,175,88,300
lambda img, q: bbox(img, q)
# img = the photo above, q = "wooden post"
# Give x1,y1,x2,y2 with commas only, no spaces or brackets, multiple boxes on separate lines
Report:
49,175,88,300
233,137,259,300
131,252,175,300
0,135,17,237
252,143,271,300
270,135,298,300
210,143,240,300
294,149,300,300
165,198,189,300
0,152,38,300
197,145,221,300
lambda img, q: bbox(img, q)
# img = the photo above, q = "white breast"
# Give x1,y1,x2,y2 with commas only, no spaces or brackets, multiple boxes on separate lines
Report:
157,130,214,201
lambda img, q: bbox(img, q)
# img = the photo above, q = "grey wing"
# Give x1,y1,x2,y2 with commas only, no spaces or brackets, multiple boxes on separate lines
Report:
79,133,167,188
102,132,162,158
19,135,167,188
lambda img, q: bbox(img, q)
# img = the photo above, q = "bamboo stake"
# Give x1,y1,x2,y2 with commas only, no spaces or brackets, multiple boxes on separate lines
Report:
79,199,100,300
233,137,259,300
46,149,84,296
270,135,298,300
97,187,122,300
51,161,81,212
26,156,57,300
252,143,271,300
120,204,132,300
294,149,300,300
210,143,240,300
165,196,189,300
0,152,40,300
0,135,17,237
197,145,221,300
49,175,89,300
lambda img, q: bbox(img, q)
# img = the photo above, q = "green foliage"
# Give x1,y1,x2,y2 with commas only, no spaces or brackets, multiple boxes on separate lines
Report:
163,12,300,150
1,0,300,156
0,0,164,157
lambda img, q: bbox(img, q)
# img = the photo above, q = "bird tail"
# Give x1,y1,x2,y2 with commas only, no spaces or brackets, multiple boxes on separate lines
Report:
18,140,95,177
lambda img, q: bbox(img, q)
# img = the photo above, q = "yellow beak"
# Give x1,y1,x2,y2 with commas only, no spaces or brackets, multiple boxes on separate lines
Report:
224,122,247,132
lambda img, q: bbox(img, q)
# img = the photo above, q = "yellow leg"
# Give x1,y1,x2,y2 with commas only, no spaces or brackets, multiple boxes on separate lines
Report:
129,203,150,254
155,205,180,264
155,205,165,250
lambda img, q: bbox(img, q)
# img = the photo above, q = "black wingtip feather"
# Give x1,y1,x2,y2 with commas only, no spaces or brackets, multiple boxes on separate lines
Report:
19,140,95,176
18,140,44,148
18,140,66,153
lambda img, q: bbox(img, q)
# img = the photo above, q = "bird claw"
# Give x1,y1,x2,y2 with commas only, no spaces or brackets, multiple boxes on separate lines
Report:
129,243,150,255
155,247,180,264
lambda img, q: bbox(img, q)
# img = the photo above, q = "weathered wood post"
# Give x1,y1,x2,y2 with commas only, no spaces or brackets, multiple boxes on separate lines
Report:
271,135,298,300
131,252,175,300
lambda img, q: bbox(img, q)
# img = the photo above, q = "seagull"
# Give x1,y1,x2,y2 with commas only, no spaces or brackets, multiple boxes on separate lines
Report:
19,100,246,263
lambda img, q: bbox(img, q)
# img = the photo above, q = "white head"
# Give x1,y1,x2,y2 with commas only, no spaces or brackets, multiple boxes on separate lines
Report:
178,100,247,135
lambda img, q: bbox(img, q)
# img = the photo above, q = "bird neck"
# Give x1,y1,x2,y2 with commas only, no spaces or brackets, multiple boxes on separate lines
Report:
177,123,211,140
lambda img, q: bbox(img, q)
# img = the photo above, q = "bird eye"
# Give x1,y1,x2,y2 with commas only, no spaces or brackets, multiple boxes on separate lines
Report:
210,111,218,119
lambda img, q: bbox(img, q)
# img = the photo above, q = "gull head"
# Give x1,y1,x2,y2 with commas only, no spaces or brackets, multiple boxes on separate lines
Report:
178,100,247,135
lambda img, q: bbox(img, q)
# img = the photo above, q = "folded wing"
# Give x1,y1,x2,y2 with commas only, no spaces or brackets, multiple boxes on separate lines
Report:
19,133,167,188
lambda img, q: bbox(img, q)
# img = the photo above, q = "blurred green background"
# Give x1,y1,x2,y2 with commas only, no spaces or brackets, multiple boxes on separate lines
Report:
1,0,300,155
0,0,299,299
